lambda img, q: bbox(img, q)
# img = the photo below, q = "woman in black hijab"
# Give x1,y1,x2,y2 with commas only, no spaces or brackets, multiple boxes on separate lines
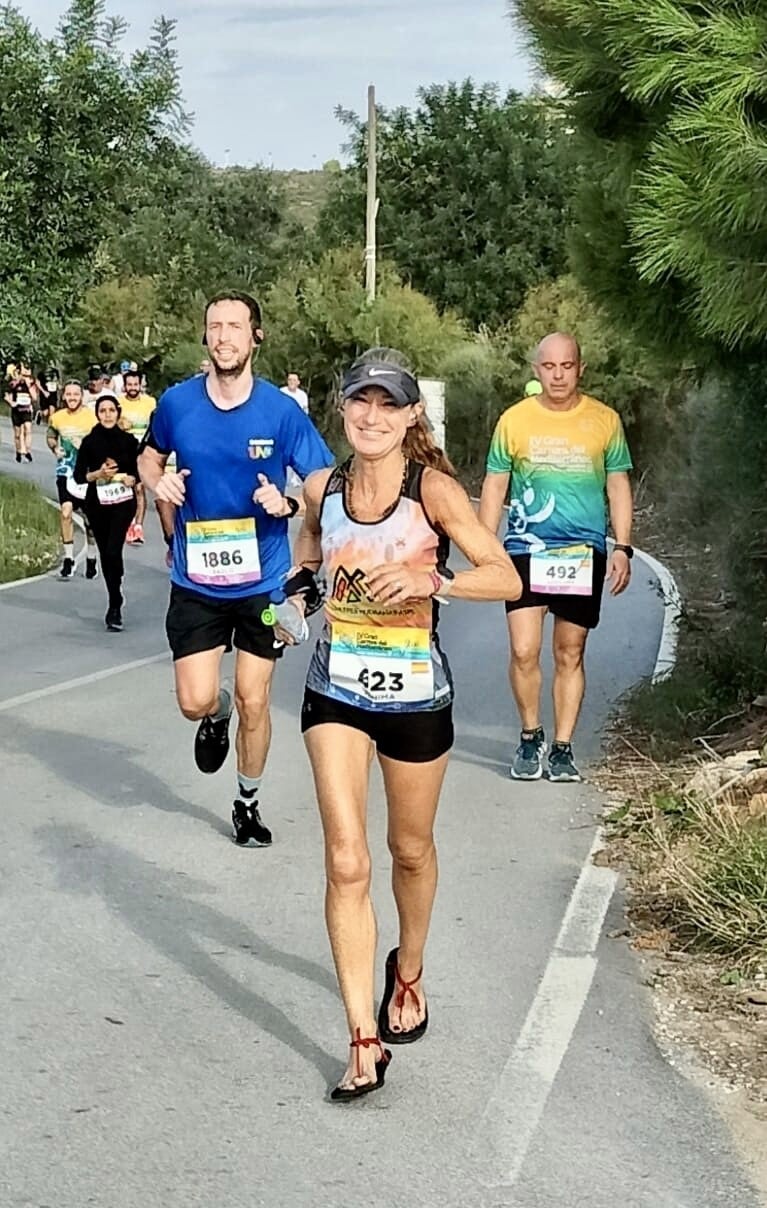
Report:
73,393,139,631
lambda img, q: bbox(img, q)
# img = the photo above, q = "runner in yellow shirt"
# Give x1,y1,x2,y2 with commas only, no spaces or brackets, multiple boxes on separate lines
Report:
119,370,156,544
47,381,100,579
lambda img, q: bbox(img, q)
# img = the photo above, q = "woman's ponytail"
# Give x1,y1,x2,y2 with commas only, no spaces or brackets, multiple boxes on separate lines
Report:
403,414,457,478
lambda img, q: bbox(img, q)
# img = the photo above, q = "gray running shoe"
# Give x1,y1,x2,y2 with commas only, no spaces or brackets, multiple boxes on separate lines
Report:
510,729,546,780
548,743,582,783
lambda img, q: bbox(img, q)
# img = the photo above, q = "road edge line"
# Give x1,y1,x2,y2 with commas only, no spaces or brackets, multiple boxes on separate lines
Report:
0,652,169,713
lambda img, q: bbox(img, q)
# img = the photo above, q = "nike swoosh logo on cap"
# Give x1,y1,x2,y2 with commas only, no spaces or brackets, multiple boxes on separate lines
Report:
366,368,398,377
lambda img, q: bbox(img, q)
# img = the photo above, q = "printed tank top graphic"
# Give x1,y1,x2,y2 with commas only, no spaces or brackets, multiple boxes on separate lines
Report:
306,461,453,713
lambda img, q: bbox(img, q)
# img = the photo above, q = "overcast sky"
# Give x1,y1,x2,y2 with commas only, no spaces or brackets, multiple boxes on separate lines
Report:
21,0,534,168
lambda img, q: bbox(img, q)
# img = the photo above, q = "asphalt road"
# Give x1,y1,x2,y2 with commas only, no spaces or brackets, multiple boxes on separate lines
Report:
0,425,760,1208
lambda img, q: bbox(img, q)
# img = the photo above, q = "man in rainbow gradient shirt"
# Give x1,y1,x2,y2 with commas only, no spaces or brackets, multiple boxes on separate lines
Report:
479,332,634,783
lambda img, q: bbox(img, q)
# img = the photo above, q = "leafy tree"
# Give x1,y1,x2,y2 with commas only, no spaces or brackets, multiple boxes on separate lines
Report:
105,159,295,309
0,0,188,360
513,0,767,355
316,81,575,329
258,247,467,442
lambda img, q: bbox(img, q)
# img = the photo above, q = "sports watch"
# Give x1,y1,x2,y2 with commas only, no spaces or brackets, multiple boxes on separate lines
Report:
432,565,456,598
613,543,634,559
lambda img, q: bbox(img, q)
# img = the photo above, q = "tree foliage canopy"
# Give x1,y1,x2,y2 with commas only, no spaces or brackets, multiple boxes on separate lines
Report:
513,0,767,354
317,81,575,329
0,0,187,357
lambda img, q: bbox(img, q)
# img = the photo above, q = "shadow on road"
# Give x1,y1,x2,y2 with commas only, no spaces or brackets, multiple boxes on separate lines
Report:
37,821,340,1085
2,720,228,837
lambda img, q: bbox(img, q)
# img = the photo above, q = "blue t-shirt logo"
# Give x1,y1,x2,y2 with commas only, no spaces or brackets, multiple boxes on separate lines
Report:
248,438,275,460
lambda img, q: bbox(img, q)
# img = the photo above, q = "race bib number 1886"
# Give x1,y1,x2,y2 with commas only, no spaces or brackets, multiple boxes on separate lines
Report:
186,518,261,588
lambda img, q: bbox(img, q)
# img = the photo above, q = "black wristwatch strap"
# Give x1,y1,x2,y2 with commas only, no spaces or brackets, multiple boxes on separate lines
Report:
613,543,634,559
283,496,300,518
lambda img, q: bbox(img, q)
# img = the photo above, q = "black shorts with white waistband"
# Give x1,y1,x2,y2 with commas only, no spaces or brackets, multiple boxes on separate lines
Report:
504,549,608,631
165,584,284,663
300,687,454,764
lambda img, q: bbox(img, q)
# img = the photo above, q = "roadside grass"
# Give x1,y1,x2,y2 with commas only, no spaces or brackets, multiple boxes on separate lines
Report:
0,473,59,583
605,779,767,974
624,611,767,757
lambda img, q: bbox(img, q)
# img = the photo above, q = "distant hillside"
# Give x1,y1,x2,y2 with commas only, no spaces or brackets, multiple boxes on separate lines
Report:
276,165,339,228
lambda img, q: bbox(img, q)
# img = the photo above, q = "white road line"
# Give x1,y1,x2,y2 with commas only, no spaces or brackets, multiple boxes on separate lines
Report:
0,653,168,714
473,832,619,1187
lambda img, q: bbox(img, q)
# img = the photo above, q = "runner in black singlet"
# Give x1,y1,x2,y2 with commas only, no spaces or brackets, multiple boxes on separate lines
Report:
291,349,522,1101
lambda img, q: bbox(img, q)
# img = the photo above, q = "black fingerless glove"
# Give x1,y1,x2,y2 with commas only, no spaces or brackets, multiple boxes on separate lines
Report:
284,566,325,617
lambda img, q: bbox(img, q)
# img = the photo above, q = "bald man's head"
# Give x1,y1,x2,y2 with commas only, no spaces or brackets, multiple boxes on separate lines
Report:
534,332,582,366
532,332,584,408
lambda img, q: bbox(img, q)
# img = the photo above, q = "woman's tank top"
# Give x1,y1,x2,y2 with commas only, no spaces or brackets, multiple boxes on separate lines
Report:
305,459,453,713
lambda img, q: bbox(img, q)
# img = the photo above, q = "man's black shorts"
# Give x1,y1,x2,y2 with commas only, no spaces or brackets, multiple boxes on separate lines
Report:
300,687,454,764
11,407,33,428
504,549,608,630
166,585,284,663
56,477,85,509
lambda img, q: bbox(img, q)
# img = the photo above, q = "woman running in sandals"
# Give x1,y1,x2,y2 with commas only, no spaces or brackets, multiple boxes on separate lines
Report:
292,350,522,1100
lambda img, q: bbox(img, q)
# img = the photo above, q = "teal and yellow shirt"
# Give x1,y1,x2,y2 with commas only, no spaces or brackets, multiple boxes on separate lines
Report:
486,394,632,555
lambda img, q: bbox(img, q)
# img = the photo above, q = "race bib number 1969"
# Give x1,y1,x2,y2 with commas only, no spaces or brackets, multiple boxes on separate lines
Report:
530,544,593,596
186,518,261,588
96,480,134,506
329,624,434,705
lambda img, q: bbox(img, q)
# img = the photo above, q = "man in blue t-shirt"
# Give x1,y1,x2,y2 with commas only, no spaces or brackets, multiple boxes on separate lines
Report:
139,291,334,848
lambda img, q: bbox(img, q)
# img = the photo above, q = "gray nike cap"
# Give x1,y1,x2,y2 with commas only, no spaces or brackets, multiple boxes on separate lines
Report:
341,362,420,408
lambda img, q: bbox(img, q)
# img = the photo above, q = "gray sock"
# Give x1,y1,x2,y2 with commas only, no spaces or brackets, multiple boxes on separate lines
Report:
210,687,232,722
238,774,262,800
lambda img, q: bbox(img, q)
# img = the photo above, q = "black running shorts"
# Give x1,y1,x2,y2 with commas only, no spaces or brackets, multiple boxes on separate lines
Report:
11,407,33,428
165,585,283,663
300,687,454,763
56,477,84,509
504,549,608,631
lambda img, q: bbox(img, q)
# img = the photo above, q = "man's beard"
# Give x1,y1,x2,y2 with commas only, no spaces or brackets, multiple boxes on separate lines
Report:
210,350,251,379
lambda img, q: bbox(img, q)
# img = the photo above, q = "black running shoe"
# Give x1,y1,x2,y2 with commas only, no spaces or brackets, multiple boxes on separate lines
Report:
85,557,98,580
194,689,233,774
15,452,21,463
232,799,272,847
25,452,32,463
59,557,74,580
105,607,123,632
548,742,582,783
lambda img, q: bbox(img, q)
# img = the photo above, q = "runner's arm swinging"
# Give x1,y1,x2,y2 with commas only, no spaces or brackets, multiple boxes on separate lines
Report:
424,473,522,602
478,470,510,537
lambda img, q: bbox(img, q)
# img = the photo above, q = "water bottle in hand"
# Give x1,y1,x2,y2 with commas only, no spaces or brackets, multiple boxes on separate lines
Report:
261,595,309,647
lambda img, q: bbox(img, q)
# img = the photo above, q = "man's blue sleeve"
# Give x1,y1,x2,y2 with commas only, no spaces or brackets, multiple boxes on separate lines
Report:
285,409,335,478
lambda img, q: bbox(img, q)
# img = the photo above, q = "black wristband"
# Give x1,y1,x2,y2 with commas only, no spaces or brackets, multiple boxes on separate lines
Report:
613,543,634,560
284,566,325,616
283,496,300,518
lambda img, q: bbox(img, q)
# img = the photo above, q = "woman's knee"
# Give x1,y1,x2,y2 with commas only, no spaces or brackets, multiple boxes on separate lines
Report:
388,832,435,875
326,839,371,893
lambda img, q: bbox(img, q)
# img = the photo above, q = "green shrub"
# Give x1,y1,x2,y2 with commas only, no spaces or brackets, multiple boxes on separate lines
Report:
0,474,59,582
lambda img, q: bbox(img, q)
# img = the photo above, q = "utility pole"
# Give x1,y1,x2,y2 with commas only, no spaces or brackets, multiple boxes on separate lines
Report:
365,84,378,302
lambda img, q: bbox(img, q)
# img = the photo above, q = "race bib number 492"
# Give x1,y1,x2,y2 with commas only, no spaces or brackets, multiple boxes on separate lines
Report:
530,544,593,596
186,518,261,587
329,624,434,705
